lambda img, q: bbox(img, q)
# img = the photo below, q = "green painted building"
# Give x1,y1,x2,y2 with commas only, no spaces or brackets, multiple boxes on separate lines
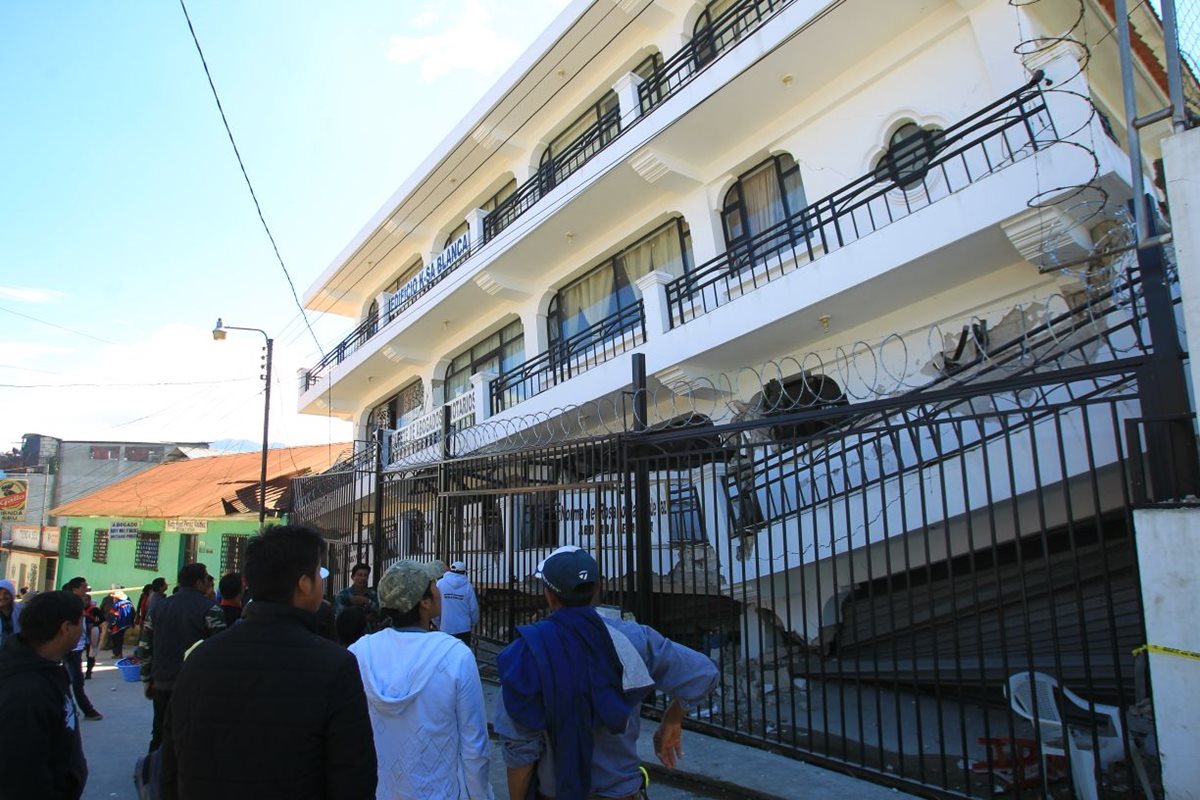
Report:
55,516,265,600
49,444,345,598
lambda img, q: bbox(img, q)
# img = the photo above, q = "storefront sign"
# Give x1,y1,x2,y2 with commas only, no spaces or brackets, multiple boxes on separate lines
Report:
0,479,29,521
8,524,58,552
390,232,471,309
10,525,41,549
109,521,141,540
166,518,209,533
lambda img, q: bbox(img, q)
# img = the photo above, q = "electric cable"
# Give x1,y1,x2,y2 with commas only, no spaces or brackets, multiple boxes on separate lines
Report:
177,0,324,357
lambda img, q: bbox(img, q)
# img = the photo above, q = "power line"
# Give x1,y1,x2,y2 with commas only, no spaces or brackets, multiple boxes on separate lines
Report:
177,0,325,357
0,304,117,344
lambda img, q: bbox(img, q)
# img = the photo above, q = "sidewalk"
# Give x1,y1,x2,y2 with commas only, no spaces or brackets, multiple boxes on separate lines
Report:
76,657,918,799
479,682,919,800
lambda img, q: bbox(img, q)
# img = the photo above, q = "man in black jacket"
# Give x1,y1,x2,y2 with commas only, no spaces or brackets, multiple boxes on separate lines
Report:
161,525,377,800
138,562,225,752
0,591,89,799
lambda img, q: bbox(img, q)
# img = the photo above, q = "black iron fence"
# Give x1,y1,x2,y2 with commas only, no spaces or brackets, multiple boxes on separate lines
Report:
293,348,1192,797
490,300,646,414
665,71,1054,328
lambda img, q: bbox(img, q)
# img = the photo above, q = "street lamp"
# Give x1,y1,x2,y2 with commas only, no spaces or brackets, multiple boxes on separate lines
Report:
212,318,273,527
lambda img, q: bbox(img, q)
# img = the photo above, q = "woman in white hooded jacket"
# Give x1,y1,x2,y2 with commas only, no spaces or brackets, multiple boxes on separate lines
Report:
349,560,493,800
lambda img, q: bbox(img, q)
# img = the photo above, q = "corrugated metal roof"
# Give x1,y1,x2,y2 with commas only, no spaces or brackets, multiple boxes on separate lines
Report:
50,443,349,519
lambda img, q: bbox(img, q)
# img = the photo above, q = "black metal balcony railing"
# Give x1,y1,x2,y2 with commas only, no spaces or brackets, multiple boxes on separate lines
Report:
664,71,1055,328
302,315,378,392
301,244,472,393
638,0,788,113
490,300,646,414
484,105,622,243
306,0,795,395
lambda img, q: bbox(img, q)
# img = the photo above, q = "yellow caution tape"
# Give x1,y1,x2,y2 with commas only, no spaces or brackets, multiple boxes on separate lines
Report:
1133,643,1200,661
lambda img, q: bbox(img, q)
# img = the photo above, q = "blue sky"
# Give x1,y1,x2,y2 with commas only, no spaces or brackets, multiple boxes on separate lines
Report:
0,0,568,452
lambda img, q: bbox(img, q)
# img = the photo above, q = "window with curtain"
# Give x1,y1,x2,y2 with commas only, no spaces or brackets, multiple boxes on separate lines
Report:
444,219,469,248
693,0,746,67
548,218,693,345
721,153,806,252
444,319,525,401
539,53,662,187
480,179,517,213
383,258,423,295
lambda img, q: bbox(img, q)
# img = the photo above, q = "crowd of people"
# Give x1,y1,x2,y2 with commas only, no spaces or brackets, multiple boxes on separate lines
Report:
0,525,718,799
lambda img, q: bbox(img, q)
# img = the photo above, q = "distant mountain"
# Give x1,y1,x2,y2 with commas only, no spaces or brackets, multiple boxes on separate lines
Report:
207,439,289,453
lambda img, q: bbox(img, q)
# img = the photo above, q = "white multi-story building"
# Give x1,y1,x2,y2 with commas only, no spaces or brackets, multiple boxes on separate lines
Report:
300,0,1175,447
298,2,1192,794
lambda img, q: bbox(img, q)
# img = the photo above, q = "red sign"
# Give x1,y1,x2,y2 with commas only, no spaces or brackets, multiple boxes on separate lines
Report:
0,479,29,520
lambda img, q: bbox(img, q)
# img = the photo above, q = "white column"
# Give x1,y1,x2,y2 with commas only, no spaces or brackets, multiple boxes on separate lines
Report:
375,291,392,321
466,208,488,249
1163,127,1200,405
677,190,723,265
520,307,549,362
634,269,674,336
1132,507,1200,798
612,71,645,128
470,370,498,421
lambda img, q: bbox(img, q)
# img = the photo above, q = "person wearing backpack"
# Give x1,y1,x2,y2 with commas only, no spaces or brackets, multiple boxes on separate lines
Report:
107,590,135,660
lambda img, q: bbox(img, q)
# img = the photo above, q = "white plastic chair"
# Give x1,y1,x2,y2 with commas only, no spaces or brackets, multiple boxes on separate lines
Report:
1006,671,1125,800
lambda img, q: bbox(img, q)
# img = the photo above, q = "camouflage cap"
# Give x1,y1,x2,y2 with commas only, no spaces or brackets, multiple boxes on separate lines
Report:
378,560,445,613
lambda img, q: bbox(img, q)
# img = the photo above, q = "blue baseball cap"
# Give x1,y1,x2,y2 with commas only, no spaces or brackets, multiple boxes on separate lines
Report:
535,546,598,602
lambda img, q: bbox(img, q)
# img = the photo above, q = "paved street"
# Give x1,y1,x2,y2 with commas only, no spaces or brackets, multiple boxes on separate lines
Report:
77,658,720,799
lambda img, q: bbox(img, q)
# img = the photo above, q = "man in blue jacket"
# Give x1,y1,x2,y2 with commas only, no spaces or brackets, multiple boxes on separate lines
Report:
0,590,89,799
495,546,719,799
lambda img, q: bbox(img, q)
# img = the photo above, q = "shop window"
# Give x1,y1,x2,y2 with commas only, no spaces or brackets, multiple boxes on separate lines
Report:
134,531,160,571
92,530,109,564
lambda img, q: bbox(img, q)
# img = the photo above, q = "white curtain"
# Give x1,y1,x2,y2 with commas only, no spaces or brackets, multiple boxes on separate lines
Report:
741,163,784,237
620,224,684,285
560,268,617,338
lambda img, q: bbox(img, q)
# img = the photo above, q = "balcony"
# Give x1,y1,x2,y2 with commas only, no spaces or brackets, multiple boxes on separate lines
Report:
491,301,646,413
482,0,791,244
665,70,1056,327
301,0,822,405
302,236,471,392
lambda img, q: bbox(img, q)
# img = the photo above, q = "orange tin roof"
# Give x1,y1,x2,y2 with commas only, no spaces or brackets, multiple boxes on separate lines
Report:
50,443,351,519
